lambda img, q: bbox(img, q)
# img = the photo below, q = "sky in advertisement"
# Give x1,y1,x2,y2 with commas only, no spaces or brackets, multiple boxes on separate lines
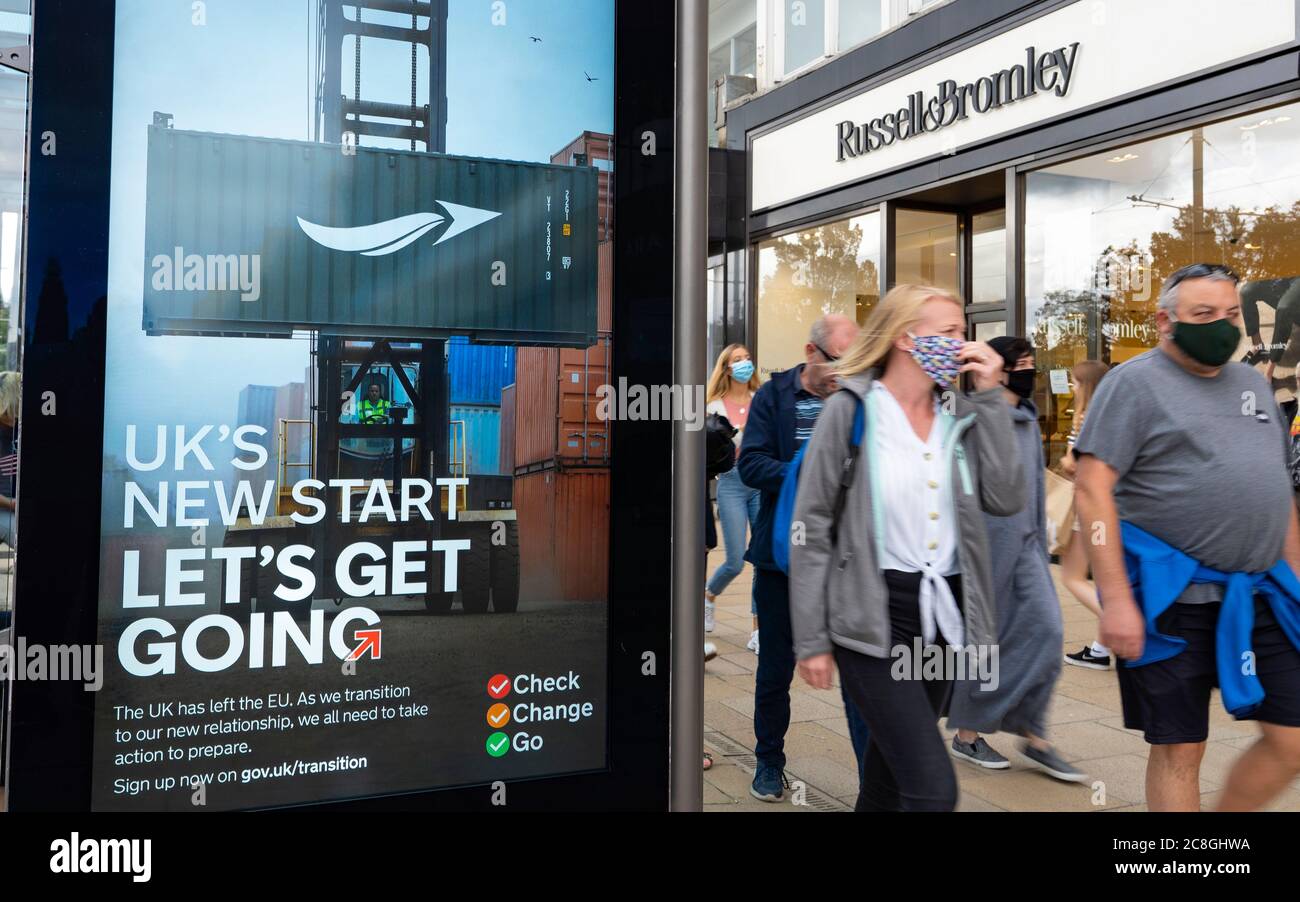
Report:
103,0,613,461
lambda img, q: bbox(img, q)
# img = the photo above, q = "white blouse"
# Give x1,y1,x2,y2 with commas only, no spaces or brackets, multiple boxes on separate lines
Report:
870,383,964,648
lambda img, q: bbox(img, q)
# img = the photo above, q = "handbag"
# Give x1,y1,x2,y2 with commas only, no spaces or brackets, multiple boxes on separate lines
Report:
705,412,737,479
1044,467,1076,556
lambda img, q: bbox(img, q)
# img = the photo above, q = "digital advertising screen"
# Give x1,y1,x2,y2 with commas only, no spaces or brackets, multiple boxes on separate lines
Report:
89,0,618,811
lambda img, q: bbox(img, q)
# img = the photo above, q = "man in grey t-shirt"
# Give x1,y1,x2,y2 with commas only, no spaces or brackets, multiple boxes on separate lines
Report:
1076,263,1300,812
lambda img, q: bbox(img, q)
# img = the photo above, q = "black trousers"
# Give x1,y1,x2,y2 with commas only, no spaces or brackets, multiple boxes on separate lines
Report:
833,570,962,812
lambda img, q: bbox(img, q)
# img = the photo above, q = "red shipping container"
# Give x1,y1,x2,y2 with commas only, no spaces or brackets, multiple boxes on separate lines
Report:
513,466,609,603
597,239,612,334
499,383,516,482
551,130,613,242
513,338,610,470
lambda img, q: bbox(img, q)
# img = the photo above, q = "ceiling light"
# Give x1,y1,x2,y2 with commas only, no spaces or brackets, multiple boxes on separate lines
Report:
1106,153,1139,163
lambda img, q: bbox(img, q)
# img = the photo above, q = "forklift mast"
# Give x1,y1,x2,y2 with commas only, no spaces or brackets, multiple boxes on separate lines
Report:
309,1,453,512
315,0,448,152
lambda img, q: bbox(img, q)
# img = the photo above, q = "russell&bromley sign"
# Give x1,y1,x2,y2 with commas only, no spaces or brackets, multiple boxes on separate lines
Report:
835,43,1080,161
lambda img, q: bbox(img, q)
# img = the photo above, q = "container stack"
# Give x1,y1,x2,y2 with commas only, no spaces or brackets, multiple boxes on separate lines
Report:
447,336,516,476
509,211,613,603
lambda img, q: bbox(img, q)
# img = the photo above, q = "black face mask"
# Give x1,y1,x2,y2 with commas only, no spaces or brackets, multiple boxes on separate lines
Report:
1006,369,1035,400
1172,316,1240,368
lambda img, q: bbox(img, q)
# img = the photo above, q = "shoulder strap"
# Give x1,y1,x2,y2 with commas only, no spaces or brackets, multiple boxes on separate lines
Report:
829,398,865,542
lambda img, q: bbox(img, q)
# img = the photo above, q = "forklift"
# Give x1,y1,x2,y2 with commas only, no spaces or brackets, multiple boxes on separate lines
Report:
223,336,519,618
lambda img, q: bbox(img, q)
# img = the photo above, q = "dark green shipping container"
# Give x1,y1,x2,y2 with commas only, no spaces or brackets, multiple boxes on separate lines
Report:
141,125,599,346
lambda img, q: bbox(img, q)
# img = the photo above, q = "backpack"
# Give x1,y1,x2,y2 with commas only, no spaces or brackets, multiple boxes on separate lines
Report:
772,394,865,575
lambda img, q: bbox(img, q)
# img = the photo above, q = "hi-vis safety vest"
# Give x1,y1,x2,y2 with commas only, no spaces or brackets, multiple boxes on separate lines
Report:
359,398,392,424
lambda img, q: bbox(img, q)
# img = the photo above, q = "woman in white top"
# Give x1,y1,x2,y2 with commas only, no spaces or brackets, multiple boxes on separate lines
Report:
704,343,762,650
789,284,1023,811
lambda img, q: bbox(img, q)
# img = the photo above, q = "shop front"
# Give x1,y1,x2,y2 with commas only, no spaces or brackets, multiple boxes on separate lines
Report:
723,0,1300,460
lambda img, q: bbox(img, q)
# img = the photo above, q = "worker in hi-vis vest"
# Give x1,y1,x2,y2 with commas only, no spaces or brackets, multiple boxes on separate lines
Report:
359,383,393,424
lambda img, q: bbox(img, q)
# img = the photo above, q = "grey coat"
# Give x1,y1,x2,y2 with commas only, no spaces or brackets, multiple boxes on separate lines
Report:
946,399,1064,737
789,371,1025,662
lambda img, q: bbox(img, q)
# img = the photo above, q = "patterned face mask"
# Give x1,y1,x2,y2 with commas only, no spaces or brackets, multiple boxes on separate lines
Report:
907,332,964,386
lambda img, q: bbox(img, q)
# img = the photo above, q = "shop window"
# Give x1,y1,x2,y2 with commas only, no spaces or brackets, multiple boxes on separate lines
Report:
756,211,881,374
894,208,959,293
1025,100,1300,465
707,263,727,364
973,320,1007,343
971,209,1006,305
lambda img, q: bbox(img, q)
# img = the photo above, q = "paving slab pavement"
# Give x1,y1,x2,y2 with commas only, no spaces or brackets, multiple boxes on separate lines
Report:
702,547,1300,812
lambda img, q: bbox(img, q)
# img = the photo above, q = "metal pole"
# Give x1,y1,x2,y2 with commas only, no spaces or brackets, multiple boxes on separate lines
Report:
670,0,706,813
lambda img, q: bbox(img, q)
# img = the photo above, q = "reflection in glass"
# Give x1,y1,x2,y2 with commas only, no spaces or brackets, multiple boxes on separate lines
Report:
757,211,881,374
1025,100,1300,463
0,0,28,643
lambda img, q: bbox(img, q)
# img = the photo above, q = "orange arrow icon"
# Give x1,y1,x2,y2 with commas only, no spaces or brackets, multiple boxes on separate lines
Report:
347,629,382,661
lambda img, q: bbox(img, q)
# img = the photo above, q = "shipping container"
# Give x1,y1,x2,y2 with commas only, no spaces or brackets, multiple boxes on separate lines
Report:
142,124,599,345
513,466,609,603
550,130,613,242
513,337,610,470
446,337,516,406
450,404,502,475
499,384,516,481
597,240,612,335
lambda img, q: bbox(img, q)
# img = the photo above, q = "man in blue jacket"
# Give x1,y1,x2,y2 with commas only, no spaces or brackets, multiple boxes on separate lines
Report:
738,313,866,802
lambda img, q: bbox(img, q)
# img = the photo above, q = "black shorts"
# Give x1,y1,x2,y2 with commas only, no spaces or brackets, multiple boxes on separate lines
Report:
1117,596,1300,744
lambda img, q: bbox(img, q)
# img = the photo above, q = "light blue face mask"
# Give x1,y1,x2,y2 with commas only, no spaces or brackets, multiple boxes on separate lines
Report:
730,360,755,383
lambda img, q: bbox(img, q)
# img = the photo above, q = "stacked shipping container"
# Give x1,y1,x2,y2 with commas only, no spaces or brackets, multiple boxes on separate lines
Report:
510,183,613,602
550,130,613,243
446,336,515,475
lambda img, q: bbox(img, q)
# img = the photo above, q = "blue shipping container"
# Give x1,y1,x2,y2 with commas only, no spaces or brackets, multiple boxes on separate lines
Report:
447,338,517,406
451,404,502,475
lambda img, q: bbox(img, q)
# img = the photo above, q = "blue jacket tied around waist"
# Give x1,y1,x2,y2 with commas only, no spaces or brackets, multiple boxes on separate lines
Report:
1121,521,1300,717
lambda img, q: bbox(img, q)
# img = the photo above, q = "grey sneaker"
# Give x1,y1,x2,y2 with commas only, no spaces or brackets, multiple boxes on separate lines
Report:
1020,743,1087,783
950,735,1010,769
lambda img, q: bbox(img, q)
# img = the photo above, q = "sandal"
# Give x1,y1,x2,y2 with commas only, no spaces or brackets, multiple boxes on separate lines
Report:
703,752,714,771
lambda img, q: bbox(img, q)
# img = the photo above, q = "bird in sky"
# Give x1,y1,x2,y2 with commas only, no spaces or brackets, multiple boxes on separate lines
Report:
529,35,542,43
584,71,598,82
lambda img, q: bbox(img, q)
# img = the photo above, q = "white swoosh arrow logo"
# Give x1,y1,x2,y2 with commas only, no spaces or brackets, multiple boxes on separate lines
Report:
297,201,501,256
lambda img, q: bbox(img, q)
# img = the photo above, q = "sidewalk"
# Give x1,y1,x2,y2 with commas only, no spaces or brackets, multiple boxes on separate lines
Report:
702,547,1300,812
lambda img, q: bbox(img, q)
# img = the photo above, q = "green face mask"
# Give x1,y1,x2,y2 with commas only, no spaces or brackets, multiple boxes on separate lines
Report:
1171,316,1240,367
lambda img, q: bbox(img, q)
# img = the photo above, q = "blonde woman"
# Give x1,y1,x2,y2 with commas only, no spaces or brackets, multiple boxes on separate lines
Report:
704,343,762,648
789,285,1024,811
1060,360,1112,669
0,371,17,551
